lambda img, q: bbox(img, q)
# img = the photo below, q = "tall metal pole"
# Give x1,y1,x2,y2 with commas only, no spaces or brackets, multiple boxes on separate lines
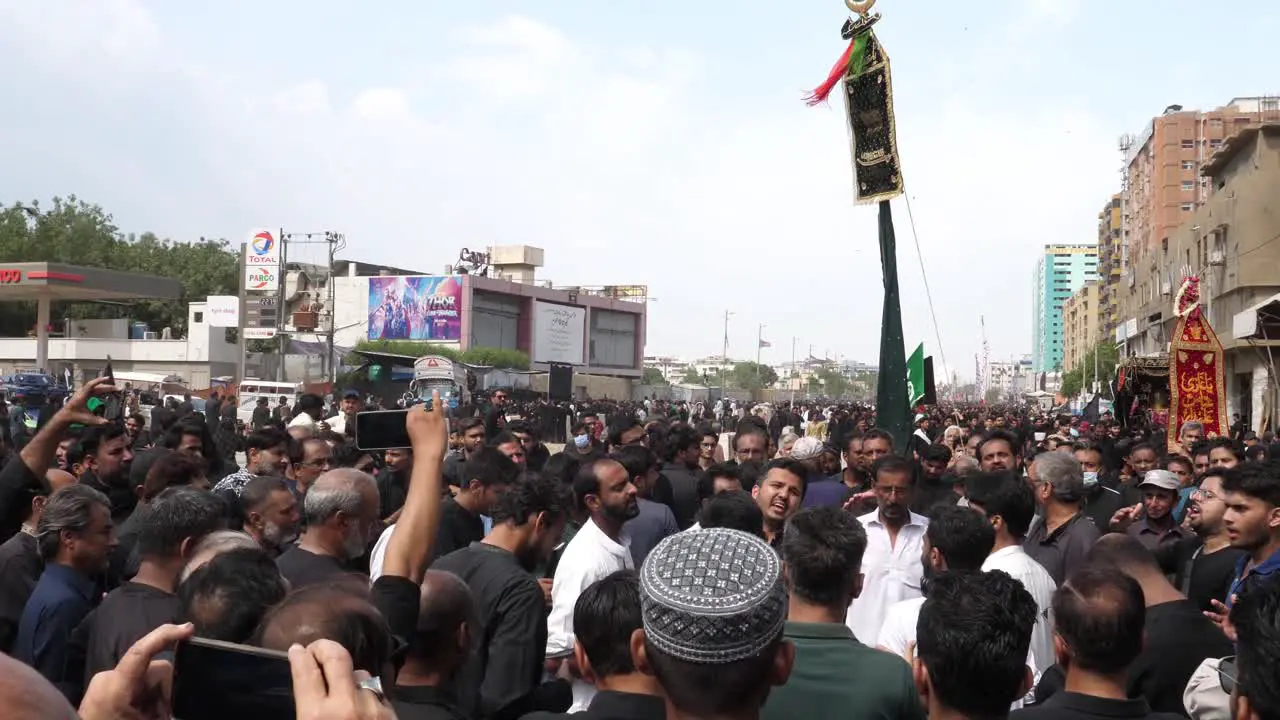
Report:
790,336,797,404
721,310,732,397
276,226,288,383
237,242,248,384
756,323,765,390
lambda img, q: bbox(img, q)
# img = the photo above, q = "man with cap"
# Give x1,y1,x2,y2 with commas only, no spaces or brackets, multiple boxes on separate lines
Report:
909,413,932,460
324,390,363,438
633,528,794,720
1113,469,1195,552
789,437,848,509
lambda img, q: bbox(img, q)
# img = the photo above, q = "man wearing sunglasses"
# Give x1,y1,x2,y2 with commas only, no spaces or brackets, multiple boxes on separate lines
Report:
484,390,509,440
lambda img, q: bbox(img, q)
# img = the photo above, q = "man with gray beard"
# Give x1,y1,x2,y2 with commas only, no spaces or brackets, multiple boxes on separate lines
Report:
275,468,381,589
240,476,302,557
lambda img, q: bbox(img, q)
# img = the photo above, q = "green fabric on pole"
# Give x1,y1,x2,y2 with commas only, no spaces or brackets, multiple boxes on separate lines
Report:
907,343,925,407
875,200,912,452
849,32,871,78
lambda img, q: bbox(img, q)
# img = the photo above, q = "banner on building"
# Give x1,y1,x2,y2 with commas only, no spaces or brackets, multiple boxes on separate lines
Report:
532,301,586,365
367,276,463,342
1168,277,1228,449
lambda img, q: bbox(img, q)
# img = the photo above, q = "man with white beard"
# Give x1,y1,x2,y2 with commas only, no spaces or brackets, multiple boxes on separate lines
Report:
239,476,302,558
274,469,381,589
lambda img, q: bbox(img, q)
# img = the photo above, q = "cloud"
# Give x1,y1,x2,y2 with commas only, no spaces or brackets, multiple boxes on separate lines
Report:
0,0,1120,380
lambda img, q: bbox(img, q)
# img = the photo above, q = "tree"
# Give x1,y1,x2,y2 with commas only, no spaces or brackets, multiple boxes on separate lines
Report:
1060,341,1120,397
642,367,669,385
730,362,778,391
679,366,705,385
0,197,238,337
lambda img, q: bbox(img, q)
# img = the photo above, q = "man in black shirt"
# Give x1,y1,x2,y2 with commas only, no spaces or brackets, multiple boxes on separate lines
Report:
523,570,664,720
391,570,473,720
431,474,573,720
443,418,486,489
1020,567,1182,720
1082,535,1231,715
81,486,224,683
484,390,509,440
658,425,701,530
276,468,381,588
0,468,75,653
1153,469,1245,612
75,424,136,524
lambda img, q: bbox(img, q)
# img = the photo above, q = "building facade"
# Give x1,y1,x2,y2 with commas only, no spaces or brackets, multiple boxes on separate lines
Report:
1062,282,1100,374
1097,195,1124,337
1117,124,1280,430
1032,245,1099,372
1124,97,1280,268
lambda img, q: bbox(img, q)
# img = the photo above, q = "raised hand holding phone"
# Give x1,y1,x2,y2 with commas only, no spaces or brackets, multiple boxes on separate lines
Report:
407,389,448,461
55,376,118,428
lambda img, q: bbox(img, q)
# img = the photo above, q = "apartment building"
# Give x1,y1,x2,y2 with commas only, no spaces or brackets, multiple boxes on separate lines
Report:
1063,282,1101,374
1118,124,1280,429
1032,245,1098,372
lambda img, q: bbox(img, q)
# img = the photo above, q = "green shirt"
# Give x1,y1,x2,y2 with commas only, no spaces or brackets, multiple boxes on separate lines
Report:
762,621,925,720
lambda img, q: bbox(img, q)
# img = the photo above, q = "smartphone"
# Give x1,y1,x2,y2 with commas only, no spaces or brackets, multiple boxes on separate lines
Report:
356,409,413,450
172,637,294,720
103,356,116,388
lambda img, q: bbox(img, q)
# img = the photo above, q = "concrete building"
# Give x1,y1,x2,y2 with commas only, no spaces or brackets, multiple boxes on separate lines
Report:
1062,282,1101,374
1124,97,1280,268
1118,123,1280,430
318,246,647,382
1097,195,1124,337
987,355,1034,401
1032,245,1099,372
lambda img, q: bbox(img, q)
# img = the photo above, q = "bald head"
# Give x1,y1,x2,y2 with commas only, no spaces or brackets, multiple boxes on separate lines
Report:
0,653,77,719
412,570,474,669
44,469,76,491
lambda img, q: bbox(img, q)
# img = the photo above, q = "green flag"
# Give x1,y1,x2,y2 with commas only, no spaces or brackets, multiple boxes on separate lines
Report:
875,201,912,452
907,343,925,407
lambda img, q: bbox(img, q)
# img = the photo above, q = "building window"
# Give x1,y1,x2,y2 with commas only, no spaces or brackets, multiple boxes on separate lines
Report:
1182,161,1195,170
1181,181,1194,191
1181,139,1195,149
1181,203,1194,212
193,312,204,324
1210,139,1222,148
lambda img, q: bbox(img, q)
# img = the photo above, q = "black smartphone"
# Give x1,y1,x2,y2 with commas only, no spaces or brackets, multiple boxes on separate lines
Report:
355,409,413,450
172,637,294,720
103,356,117,389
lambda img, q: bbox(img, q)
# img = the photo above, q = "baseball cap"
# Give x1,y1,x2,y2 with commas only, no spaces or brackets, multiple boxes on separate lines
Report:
1139,469,1180,492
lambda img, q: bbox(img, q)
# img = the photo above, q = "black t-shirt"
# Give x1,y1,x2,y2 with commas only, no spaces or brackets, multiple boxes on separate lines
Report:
431,543,547,720
1013,690,1183,720
1154,537,1246,613
1129,599,1233,715
0,531,41,653
391,685,470,720
436,498,485,561
81,582,180,681
275,546,349,590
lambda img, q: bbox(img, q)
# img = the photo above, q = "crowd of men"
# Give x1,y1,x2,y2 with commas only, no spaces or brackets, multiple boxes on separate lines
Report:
0,377,1277,720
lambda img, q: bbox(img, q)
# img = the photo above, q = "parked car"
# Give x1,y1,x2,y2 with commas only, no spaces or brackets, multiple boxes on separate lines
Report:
2,373,69,404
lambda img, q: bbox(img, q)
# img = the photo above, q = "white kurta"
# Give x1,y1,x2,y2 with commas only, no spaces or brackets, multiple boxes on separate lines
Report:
982,544,1058,675
845,509,929,644
546,518,634,712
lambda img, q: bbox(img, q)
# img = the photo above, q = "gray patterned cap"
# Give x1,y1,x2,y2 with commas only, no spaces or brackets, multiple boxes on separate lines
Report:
639,527,787,664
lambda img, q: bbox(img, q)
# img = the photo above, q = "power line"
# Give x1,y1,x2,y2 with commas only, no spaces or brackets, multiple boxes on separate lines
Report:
902,193,950,382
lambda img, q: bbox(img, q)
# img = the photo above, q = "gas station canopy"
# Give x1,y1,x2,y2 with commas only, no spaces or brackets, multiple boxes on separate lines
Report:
0,262,183,301
0,262,184,372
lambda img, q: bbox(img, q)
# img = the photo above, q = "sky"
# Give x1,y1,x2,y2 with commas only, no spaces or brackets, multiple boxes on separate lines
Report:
2,0,1278,382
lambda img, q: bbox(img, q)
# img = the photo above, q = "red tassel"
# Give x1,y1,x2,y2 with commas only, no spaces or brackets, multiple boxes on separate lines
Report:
804,39,855,106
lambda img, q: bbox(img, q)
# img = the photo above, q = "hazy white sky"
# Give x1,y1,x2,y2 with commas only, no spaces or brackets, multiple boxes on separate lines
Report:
2,0,1278,381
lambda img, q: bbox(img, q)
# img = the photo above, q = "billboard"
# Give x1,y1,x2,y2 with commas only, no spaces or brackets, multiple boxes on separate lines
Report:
532,301,585,365
367,276,463,341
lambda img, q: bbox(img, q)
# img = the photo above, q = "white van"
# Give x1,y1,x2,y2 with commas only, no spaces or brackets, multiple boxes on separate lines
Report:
235,379,304,425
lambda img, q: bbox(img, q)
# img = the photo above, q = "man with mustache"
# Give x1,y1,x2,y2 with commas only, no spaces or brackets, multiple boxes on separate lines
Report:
751,459,808,548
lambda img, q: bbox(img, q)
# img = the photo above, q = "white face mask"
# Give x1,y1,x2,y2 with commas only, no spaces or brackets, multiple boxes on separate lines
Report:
1083,471,1099,488
574,434,590,449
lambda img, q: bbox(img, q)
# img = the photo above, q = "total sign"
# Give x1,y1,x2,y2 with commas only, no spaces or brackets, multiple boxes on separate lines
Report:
244,266,279,291
245,229,280,266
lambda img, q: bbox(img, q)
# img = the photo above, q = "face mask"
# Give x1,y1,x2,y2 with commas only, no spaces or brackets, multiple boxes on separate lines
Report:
574,434,590,449
1083,471,1099,488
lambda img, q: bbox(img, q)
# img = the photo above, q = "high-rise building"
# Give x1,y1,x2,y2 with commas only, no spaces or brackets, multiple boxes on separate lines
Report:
1096,194,1123,337
1124,97,1280,268
1062,281,1100,375
1032,245,1098,372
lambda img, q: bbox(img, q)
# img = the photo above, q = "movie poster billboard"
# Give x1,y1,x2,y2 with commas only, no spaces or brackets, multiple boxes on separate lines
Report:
367,276,463,342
